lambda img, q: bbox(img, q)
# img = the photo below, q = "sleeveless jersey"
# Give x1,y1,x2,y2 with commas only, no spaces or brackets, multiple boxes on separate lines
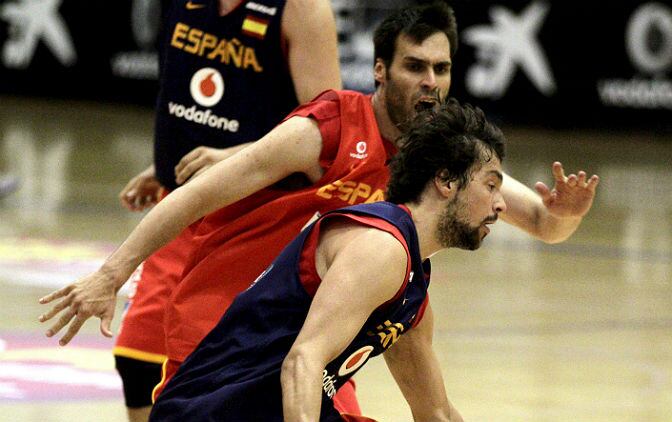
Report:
163,89,397,363
150,202,431,422
155,0,297,189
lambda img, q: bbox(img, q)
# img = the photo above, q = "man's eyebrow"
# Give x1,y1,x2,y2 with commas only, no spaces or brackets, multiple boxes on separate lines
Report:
402,56,452,66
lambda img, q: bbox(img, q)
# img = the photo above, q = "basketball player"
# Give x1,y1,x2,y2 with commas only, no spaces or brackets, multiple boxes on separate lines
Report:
150,98,506,422
39,3,599,419
112,0,341,420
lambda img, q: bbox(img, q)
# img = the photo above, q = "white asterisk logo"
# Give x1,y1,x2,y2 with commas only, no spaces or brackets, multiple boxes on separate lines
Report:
463,1,556,98
1,0,76,68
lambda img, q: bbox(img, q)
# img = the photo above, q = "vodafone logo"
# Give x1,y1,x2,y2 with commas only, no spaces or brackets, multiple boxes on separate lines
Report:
349,140,368,160
356,141,367,154
190,67,224,107
338,345,374,376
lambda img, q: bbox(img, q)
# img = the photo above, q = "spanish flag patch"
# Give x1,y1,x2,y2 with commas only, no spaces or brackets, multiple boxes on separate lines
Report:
242,15,269,39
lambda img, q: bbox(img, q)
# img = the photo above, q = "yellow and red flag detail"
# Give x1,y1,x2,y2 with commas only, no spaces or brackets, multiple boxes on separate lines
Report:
242,15,269,39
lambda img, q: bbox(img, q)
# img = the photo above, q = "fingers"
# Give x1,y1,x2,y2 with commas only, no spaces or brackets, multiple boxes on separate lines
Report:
535,181,556,206
563,170,600,192
39,296,73,322
175,159,204,185
175,147,203,178
551,162,566,183
45,308,76,338
131,194,157,211
586,174,600,193
119,176,141,210
39,285,73,305
100,314,114,338
553,163,599,192
59,314,88,346
534,181,551,199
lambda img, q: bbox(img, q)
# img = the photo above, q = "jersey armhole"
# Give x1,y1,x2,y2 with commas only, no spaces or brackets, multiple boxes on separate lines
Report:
298,213,412,303
411,295,430,328
284,91,341,170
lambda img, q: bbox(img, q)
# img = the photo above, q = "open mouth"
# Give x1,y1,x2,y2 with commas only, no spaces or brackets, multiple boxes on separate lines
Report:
482,218,498,235
414,97,438,112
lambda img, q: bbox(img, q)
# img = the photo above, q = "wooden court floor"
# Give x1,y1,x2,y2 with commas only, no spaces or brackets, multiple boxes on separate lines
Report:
0,96,670,421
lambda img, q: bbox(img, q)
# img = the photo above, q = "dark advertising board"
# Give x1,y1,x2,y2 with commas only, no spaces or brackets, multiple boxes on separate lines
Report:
0,0,670,131
447,0,671,130
0,0,161,104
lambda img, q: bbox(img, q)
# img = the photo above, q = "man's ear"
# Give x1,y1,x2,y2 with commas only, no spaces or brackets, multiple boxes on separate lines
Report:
434,176,456,199
374,59,387,85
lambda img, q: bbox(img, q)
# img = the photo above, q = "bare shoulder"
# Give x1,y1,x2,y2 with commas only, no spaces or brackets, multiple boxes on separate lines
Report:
252,115,323,182
316,216,409,304
320,217,409,274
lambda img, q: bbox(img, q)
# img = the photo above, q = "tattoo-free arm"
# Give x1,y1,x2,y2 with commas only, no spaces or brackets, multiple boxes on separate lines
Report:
281,222,407,421
384,303,463,422
283,0,342,103
39,116,324,345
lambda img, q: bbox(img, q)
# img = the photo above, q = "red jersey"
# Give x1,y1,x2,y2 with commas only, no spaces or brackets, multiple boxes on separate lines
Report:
164,90,396,362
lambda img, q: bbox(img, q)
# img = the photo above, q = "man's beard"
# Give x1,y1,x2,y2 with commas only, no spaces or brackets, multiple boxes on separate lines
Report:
436,196,485,251
384,77,413,133
383,69,441,131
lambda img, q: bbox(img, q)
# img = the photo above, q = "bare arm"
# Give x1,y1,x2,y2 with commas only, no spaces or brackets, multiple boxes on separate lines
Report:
281,221,407,421
500,162,599,244
384,303,463,422
39,116,324,345
283,0,342,103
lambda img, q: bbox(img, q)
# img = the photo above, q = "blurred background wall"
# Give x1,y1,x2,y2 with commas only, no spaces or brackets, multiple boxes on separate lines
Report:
0,0,670,132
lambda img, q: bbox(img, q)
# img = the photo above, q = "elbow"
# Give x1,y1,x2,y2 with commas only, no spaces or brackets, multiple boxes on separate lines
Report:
281,347,313,388
281,350,300,387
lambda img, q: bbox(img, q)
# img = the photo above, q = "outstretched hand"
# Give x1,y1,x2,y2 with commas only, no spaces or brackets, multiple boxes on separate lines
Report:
534,162,599,218
38,270,119,346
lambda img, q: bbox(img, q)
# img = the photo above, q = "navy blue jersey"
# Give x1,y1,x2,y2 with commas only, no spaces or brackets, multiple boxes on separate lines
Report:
150,202,431,421
155,0,297,189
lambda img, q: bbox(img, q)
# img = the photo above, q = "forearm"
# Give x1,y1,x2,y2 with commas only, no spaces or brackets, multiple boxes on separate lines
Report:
281,351,324,422
532,212,582,244
103,185,207,287
387,349,453,421
501,173,580,244
385,306,463,422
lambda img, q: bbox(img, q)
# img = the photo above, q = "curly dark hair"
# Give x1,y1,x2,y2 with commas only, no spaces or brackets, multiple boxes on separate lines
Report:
386,98,506,204
374,1,458,70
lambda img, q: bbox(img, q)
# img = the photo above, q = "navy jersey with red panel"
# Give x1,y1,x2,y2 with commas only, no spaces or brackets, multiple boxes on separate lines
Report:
150,201,431,421
155,0,297,189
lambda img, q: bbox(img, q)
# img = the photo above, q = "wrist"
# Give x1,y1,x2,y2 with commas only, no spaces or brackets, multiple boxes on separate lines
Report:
99,260,135,291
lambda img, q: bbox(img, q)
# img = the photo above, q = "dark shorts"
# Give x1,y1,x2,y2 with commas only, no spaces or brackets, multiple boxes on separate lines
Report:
115,355,163,408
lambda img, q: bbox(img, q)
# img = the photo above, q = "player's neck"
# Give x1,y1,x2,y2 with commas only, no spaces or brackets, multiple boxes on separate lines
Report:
371,92,402,145
404,201,443,259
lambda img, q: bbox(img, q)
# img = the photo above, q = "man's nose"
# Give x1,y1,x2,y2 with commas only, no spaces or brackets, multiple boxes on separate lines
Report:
494,192,507,214
421,70,437,90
